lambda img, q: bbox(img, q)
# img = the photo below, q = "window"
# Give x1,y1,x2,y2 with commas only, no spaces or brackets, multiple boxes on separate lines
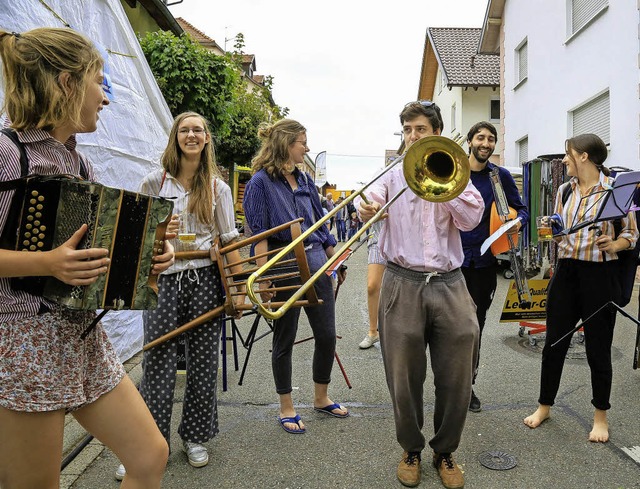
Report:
571,90,610,143
515,39,528,86
570,0,608,35
451,103,456,132
517,136,529,164
490,99,500,121
439,70,447,94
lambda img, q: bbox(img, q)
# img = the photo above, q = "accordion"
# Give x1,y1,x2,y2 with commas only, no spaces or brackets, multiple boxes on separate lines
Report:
2,176,173,310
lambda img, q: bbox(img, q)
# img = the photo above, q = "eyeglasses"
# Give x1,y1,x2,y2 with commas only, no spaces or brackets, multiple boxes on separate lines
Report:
295,140,309,148
178,128,206,135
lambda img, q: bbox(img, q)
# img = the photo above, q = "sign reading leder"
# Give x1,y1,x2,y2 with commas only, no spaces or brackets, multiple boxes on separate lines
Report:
500,279,549,322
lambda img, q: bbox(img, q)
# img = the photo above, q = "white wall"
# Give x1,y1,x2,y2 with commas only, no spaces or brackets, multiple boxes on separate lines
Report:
502,1,639,167
433,68,502,162
461,88,502,159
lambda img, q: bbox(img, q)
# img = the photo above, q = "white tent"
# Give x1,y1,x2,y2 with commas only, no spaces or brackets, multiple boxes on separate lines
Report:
0,0,174,360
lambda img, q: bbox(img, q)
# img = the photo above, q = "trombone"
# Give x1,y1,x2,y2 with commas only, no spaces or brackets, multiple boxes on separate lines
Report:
246,135,471,320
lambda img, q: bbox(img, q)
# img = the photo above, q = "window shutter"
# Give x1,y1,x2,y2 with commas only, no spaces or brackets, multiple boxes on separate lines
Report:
517,41,528,82
518,137,529,164
572,91,610,143
572,0,608,33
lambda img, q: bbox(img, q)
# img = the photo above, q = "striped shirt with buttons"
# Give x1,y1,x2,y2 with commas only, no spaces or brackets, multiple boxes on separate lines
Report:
555,174,638,262
0,128,95,322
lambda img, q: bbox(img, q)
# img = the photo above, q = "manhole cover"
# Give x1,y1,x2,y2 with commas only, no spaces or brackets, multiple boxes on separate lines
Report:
518,334,587,360
478,450,517,470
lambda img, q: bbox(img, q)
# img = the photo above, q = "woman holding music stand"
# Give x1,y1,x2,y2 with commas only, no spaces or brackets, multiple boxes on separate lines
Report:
524,133,638,443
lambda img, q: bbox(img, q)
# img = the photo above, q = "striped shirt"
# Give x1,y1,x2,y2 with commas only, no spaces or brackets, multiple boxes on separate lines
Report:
139,169,239,274
0,128,96,322
243,168,337,249
555,174,639,262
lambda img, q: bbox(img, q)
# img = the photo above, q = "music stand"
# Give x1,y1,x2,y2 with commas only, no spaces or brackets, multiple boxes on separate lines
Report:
559,171,640,235
550,301,640,370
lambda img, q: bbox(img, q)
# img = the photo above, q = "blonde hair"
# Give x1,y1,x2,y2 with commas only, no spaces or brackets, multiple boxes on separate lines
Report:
251,119,306,177
162,111,221,225
0,28,103,132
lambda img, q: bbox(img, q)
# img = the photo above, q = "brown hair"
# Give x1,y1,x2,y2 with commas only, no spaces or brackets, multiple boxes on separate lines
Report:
565,133,610,176
251,119,306,178
162,112,221,224
0,28,103,132
399,101,444,133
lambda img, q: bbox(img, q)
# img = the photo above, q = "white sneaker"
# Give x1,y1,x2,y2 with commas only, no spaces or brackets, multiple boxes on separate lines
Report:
115,463,126,481
359,334,379,349
183,441,209,468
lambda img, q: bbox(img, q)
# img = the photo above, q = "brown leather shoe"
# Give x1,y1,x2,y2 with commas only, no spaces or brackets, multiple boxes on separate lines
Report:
397,451,421,487
433,452,464,489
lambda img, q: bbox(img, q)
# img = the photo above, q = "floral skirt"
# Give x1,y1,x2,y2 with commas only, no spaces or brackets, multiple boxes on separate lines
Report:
0,307,125,413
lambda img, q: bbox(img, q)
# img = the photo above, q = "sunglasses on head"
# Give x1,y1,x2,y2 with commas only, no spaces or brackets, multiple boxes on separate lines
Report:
404,100,440,111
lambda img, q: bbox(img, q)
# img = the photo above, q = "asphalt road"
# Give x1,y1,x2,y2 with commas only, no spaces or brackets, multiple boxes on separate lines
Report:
64,241,640,489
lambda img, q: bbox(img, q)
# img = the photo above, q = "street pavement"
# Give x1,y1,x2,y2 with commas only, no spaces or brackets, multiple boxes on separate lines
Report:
64,240,640,488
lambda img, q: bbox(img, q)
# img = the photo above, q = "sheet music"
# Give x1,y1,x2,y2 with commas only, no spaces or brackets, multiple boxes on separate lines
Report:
598,171,640,220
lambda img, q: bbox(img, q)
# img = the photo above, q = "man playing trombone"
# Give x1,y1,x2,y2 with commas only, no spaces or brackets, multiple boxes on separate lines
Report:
358,101,483,489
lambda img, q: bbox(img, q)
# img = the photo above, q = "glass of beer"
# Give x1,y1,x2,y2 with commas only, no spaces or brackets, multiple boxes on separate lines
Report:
536,216,553,242
178,212,197,243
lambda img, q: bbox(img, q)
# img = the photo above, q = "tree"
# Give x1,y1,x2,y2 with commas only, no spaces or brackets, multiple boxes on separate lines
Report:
139,30,287,173
139,30,240,142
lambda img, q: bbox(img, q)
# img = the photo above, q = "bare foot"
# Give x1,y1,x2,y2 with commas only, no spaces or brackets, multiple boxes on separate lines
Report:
589,409,609,442
524,405,550,428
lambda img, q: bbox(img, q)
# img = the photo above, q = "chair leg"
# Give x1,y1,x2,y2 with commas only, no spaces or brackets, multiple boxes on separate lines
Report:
221,319,228,392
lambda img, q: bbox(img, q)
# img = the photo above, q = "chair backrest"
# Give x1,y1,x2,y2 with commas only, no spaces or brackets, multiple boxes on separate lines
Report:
145,218,322,351
175,217,321,316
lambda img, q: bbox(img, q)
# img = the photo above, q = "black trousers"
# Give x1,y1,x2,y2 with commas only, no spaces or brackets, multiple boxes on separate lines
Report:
271,247,336,395
461,265,497,383
540,258,620,410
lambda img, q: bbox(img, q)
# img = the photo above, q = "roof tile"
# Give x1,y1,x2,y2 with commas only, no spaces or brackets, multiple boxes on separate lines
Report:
428,27,499,86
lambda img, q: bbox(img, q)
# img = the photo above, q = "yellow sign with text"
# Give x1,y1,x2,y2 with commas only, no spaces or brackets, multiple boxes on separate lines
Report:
500,279,549,322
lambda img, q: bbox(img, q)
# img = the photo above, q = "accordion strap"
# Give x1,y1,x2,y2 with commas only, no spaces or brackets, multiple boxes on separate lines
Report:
80,310,109,340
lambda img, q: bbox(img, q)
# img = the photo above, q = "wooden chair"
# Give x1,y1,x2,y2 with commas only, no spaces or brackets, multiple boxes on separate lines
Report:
143,218,321,350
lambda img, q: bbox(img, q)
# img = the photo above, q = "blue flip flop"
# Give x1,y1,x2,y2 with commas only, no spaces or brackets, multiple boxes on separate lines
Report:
313,403,349,418
278,414,306,434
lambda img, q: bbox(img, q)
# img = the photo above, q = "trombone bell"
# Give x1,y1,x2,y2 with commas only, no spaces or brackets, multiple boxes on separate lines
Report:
403,136,471,203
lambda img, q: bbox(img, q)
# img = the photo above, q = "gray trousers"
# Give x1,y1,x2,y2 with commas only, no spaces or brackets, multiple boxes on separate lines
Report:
379,263,479,454
139,265,223,447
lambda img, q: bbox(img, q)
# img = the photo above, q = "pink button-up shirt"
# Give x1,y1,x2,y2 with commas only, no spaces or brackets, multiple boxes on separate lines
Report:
357,165,484,273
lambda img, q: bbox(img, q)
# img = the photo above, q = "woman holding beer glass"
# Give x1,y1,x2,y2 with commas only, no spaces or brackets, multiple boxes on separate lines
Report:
115,112,243,478
524,133,638,443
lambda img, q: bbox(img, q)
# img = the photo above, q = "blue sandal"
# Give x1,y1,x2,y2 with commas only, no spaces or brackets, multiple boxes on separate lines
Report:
278,414,306,434
314,403,349,418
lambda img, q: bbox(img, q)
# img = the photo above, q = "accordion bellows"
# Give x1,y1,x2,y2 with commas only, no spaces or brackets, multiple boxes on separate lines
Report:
9,176,173,310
